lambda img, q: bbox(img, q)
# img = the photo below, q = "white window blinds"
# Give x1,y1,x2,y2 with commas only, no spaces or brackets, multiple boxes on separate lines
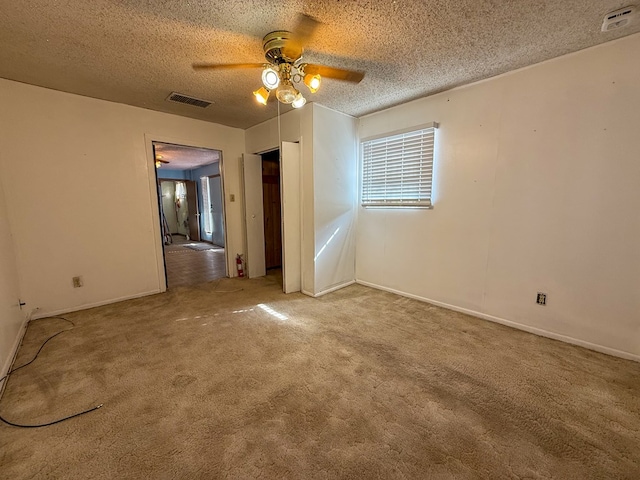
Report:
361,124,436,207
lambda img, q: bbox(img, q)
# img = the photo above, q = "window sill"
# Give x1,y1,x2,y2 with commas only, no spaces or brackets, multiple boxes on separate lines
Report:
361,205,433,210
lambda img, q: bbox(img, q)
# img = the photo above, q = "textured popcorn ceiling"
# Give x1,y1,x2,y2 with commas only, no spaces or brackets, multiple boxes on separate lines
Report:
1,1,638,129
154,143,220,170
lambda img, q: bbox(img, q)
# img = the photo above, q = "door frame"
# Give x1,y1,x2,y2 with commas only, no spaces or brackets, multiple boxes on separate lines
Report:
199,173,224,245
145,134,229,292
242,153,266,278
280,141,302,293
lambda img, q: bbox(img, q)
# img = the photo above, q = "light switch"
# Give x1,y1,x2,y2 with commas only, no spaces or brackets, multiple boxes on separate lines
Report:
230,194,235,202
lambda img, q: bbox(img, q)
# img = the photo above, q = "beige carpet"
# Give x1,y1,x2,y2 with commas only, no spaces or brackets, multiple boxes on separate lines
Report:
1,273,639,479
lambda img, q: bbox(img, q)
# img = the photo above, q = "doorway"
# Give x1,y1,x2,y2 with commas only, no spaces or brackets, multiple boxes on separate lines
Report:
261,150,282,271
242,141,301,293
152,141,227,288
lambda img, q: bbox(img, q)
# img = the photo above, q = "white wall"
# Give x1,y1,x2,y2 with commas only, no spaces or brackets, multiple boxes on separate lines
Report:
312,105,358,295
244,104,357,296
300,107,315,294
245,107,316,292
357,33,640,359
0,168,26,377
0,79,245,316
245,108,303,154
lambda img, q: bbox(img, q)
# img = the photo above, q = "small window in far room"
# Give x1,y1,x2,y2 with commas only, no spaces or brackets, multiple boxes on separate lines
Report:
361,123,437,208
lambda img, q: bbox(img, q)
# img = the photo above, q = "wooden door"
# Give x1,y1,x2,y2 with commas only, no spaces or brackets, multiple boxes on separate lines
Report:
242,154,266,278
185,180,200,241
262,154,282,269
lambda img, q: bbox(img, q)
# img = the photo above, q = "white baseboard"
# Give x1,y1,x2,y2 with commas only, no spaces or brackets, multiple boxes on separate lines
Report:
356,280,640,363
311,280,356,298
0,316,29,398
31,289,161,320
1,288,160,397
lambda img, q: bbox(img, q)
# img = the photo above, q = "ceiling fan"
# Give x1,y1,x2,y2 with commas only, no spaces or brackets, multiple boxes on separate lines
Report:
155,155,169,168
193,14,365,109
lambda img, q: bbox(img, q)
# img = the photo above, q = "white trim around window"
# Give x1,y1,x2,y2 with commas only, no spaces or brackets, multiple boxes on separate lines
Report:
361,122,438,208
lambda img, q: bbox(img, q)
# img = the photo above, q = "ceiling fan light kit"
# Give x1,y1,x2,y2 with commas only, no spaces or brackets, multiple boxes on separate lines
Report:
275,80,299,104
193,14,364,110
253,86,270,105
303,73,321,93
261,67,280,89
292,92,306,108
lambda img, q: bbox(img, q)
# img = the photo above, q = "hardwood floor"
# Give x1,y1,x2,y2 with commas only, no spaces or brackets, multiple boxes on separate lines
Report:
163,235,226,288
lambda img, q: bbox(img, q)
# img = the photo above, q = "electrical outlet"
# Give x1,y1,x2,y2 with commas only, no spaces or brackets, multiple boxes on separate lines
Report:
72,276,83,288
536,292,547,305
230,193,235,202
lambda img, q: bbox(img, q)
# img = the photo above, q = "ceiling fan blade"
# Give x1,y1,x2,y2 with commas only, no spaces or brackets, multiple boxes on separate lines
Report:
155,159,170,164
303,64,365,83
192,63,264,71
282,13,320,60
292,13,320,47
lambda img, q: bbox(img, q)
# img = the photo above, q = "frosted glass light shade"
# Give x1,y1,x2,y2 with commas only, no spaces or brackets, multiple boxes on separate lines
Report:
261,67,280,89
292,93,306,108
276,83,298,104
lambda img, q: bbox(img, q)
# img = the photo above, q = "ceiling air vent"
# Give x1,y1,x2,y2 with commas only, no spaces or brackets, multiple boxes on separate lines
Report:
601,6,636,32
166,92,212,108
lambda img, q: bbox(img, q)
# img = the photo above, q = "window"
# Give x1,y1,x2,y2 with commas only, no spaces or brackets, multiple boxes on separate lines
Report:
361,123,437,208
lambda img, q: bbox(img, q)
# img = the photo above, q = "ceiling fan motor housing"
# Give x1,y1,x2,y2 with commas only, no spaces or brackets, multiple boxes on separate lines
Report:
263,30,300,63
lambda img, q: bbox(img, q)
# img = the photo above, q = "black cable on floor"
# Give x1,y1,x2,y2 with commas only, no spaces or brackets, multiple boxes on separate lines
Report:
0,316,74,384
1,331,65,382
0,316,104,428
0,404,103,428
42,315,76,327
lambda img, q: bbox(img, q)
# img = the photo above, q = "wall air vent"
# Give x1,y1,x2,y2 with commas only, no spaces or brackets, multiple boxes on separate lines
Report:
166,92,212,108
601,6,636,32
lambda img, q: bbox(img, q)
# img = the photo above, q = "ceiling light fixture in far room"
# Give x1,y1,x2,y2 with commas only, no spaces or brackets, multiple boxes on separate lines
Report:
155,155,169,169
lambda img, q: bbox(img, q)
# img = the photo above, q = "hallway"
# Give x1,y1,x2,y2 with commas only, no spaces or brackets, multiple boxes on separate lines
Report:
164,235,226,288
